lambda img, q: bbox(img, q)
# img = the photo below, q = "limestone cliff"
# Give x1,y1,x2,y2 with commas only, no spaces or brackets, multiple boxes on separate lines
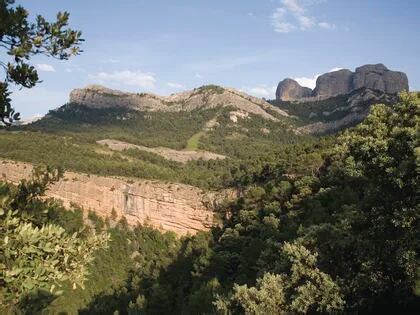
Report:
0,160,223,236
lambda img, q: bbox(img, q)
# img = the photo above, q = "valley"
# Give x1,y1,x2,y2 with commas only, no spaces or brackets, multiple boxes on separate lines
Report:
1,61,418,314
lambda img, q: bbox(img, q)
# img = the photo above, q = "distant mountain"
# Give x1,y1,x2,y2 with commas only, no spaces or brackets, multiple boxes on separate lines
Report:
276,64,408,101
69,84,288,121
272,64,409,134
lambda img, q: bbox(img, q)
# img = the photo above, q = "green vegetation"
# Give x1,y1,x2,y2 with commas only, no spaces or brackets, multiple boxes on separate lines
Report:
269,88,397,125
0,103,314,190
185,131,206,150
0,168,107,312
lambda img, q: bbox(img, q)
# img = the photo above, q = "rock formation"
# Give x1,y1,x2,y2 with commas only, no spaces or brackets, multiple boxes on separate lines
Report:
275,78,312,101
312,69,353,97
0,160,225,236
276,64,409,101
352,64,409,94
69,85,289,121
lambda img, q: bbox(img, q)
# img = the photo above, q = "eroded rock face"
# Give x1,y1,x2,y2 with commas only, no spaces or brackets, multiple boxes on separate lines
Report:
353,64,409,94
312,69,353,97
0,160,221,236
276,78,312,101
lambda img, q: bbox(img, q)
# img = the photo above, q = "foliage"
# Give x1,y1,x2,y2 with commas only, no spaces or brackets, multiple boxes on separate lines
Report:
0,0,83,124
0,169,108,311
216,242,344,314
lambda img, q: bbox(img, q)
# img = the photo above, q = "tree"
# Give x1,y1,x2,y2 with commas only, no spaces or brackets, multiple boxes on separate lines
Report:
299,92,419,311
0,168,109,310
0,0,83,124
215,242,344,314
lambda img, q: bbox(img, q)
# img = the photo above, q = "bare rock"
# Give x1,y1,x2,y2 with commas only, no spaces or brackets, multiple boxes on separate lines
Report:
276,78,312,101
0,159,226,236
312,69,353,97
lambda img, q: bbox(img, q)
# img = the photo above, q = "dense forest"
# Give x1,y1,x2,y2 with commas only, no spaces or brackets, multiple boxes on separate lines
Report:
1,93,418,314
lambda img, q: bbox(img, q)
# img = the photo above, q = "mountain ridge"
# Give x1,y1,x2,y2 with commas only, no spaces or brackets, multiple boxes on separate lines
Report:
69,84,289,121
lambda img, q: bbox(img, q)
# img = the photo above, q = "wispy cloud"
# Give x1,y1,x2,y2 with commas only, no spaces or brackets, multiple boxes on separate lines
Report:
88,70,156,89
271,0,334,33
167,82,185,89
243,85,276,98
194,73,203,79
36,63,56,72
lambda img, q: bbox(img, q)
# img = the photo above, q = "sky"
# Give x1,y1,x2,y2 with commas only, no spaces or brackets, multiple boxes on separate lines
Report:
6,0,420,118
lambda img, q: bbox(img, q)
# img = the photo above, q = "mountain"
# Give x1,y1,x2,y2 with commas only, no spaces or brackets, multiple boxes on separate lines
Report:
276,63,408,101
272,64,409,134
70,84,289,120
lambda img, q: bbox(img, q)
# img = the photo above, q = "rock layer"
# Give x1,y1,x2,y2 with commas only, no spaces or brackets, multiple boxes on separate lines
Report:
0,160,219,236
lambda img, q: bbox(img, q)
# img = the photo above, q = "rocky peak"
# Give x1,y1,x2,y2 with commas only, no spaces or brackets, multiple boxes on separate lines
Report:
353,63,408,94
312,69,353,97
276,78,312,101
276,64,409,101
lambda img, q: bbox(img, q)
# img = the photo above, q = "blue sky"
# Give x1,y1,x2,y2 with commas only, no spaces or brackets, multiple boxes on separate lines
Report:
8,0,420,118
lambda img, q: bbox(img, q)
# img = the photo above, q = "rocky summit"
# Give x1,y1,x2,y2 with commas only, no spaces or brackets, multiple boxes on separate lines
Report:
276,63,409,101
275,78,312,101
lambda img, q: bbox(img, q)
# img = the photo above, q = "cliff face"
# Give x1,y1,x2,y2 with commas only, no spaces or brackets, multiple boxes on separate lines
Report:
0,160,218,236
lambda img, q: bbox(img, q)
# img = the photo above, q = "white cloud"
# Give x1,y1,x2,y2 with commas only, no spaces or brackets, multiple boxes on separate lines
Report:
271,0,334,33
167,82,185,89
194,73,203,79
271,8,296,33
294,74,320,89
294,66,344,89
36,63,56,72
281,0,304,15
244,85,276,98
88,70,156,89
318,21,335,29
